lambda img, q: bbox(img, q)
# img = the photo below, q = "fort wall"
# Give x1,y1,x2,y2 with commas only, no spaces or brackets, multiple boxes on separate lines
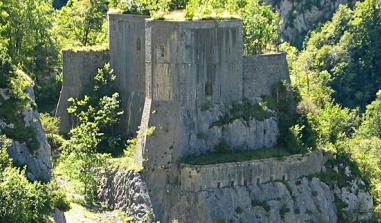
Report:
108,13,148,136
243,52,290,98
179,150,330,192
140,19,244,169
56,49,109,133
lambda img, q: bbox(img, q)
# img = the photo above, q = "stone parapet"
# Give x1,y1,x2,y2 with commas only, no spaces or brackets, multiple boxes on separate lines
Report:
179,150,330,191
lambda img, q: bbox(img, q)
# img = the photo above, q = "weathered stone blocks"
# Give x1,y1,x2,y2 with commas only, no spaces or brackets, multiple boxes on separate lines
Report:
55,49,109,133
179,150,329,191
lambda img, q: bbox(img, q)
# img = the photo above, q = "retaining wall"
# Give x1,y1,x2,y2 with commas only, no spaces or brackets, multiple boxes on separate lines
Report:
179,150,330,191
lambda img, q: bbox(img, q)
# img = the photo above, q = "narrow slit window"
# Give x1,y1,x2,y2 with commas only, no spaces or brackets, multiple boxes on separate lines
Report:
136,38,141,51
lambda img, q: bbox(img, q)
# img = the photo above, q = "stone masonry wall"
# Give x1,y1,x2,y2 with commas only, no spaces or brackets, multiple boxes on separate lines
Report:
179,150,330,192
108,13,148,136
140,19,244,169
56,49,109,133
243,52,290,98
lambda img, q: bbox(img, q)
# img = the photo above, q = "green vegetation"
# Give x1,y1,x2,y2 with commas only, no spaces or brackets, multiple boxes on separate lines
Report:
267,81,316,154
110,137,143,172
67,63,125,155
0,0,60,112
184,0,281,54
279,205,290,220
288,1,381,110
0,136,69,223
1,0,381,221
281,0,381,219
180,147,291,165
251,200,271,212
56,64,125,204
210,98,273,128
53,0,109,48
40,113,66,151
0,48,39,151
64,203,133,223
110,0,280,54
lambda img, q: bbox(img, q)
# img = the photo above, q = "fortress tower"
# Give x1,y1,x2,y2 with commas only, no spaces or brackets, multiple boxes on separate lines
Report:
54,13,331,223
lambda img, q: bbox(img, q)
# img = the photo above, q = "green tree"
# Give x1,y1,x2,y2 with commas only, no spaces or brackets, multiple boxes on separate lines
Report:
54,0,109,47
358,90,381,138
0,136,69,223
0,0,60,111
67,64,124,154
307,101,359,148
290,1,381,110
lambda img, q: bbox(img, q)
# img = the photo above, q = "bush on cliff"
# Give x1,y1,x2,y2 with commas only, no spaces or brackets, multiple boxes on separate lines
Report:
56,64,123,204
0,135,69,223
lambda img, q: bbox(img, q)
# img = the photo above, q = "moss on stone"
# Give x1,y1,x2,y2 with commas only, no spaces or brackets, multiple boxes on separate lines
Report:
279,205,290,220
210,98,273,128
251,200,271,212
180,147,290,165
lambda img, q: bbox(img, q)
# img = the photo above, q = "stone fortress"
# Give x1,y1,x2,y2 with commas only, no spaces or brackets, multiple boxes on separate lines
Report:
56,12,343,223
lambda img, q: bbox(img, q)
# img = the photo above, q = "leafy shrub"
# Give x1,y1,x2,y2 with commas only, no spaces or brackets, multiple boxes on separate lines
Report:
40,113,66,151
0,136,66,222
47,182,71,212
0,49,40,151
68,64,124,155
210,98,273,128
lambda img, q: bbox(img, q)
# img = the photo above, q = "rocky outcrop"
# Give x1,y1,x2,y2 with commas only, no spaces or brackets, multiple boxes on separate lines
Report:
264,0,356,47
190,175,372,223
97,169,155,222
0,85,52,181
186,101,279,155
333,167,374,222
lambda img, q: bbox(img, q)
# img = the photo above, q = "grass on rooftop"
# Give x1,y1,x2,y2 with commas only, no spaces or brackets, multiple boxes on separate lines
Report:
180,147,292,165
162,9,240,21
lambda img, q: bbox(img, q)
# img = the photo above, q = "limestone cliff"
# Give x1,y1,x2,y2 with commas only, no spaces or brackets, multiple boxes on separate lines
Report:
0,82,52,181
264,0,356,47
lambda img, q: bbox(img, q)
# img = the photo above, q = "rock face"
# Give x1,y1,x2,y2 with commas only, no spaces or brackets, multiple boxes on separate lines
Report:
333,168,374,222
0,86,52,181
191,175,372,223
182,102,279,155
98,169,155,222
264,0,356,47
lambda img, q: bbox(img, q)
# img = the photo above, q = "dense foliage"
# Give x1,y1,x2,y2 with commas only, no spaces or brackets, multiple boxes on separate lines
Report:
282,0,381,219
53,0,109,48
67,63,124,154
0,46,40,150
290,1,381,110
0,136,69,223
56,64,123,204
0,0,60,111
